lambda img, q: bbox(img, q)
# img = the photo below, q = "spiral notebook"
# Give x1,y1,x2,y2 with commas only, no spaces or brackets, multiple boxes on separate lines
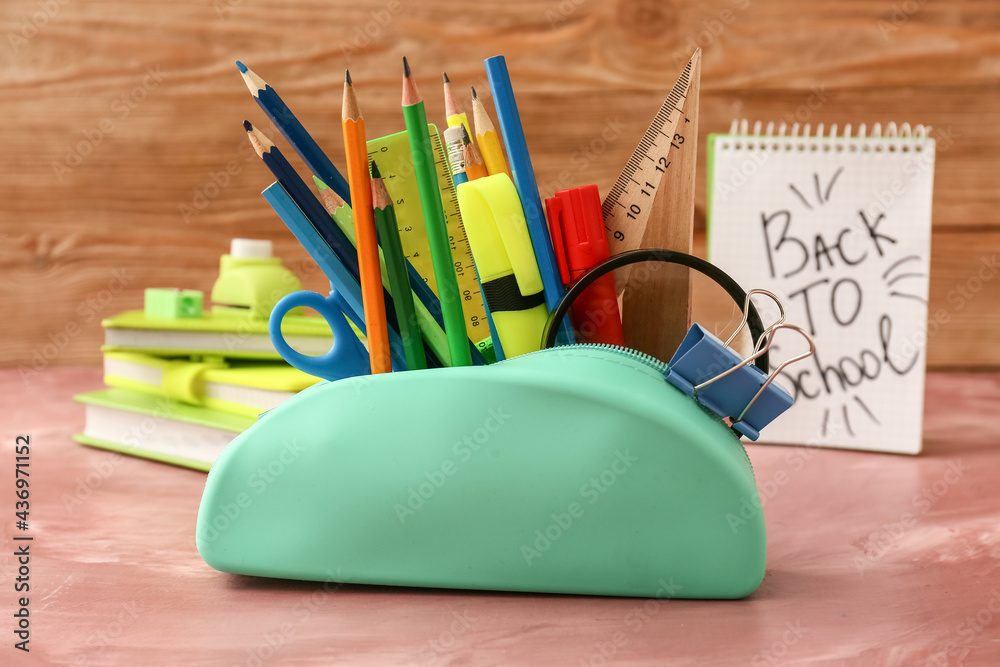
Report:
707,121,936,454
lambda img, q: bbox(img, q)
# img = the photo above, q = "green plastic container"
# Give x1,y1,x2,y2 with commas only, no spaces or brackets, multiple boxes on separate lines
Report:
196,344,766,598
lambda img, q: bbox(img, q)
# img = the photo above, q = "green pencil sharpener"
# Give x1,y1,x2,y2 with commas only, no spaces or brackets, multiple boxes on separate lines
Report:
144,288,203,319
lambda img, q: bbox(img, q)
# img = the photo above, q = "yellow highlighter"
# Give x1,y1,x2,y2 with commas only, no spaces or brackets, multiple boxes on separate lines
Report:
457,174,548,358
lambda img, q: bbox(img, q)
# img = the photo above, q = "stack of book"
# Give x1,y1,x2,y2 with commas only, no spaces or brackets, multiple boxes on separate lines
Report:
74,241,331,471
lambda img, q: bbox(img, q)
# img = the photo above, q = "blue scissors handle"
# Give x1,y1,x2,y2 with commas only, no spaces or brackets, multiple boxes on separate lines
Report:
269,288,371,382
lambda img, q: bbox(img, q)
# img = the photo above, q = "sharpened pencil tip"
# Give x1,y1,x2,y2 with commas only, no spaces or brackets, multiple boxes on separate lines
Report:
402,56,411,78
345,69,352,86
470,86,477,100
442,72,449,84
242,119,253,131
236,60,247,74
460,125,471,145
370,159,381,179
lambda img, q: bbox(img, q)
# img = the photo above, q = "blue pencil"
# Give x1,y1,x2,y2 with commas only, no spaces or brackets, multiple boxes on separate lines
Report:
244,122,359,279
484,55,574,344
244,121,412,370
237,61,352,205
313,176,486,367
261,182,365,328
266,183,449,371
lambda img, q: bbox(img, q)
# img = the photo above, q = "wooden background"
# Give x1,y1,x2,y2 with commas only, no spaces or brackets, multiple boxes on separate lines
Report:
2,0,998,371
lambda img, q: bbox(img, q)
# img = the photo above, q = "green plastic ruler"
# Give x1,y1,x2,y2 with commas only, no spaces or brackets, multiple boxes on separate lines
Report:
367,125,488,345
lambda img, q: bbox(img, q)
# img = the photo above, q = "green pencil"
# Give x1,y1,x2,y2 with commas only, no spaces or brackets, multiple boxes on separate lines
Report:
401,57,472,367
370,160,427,370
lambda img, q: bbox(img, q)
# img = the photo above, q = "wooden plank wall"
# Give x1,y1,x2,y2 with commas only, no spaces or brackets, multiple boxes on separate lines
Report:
2,0,998,372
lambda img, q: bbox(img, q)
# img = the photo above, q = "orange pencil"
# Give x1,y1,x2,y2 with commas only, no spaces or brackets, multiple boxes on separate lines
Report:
342,70,391,374
461,125,489,181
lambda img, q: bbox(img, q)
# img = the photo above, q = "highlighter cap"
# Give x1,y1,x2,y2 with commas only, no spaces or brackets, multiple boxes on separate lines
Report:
545,184,611,285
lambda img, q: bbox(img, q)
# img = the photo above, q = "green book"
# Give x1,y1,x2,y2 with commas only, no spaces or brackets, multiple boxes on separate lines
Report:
73,389,255,472
103,351,322,418
102,309,334,360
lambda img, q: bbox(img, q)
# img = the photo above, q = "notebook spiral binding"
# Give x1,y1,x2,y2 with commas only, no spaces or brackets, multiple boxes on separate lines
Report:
721,119,932,154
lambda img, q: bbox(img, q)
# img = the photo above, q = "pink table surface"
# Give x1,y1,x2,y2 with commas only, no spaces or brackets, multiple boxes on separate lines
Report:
2,367,999,666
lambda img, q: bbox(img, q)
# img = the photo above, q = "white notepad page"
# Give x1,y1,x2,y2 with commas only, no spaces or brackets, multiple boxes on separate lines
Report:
708,122,936,454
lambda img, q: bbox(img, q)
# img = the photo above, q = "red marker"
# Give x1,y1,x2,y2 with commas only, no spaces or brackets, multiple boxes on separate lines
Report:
545,185,625,346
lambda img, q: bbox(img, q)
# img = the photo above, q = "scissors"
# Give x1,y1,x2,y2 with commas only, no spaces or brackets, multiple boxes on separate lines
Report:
269,284,373,382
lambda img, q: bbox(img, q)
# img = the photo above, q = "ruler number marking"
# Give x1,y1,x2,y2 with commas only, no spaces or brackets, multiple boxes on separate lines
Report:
602,57,695,252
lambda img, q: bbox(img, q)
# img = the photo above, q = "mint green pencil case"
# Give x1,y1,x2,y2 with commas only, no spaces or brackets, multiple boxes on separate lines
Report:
196,250,772,599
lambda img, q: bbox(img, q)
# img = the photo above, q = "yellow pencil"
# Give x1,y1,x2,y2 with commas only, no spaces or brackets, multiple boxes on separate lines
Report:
470,86,509,177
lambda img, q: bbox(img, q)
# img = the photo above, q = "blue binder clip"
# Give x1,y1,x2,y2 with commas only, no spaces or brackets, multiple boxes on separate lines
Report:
696,323,815,440
665,290,815,440
665,288,785,397
665,323,745,396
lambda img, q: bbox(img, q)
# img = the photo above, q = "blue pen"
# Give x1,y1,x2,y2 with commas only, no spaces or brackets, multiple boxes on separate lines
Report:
485,55,574,345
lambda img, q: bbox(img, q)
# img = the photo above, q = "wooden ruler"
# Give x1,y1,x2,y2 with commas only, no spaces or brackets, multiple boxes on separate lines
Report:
602,50,699,265
602,50,701,361
367,125,489,345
